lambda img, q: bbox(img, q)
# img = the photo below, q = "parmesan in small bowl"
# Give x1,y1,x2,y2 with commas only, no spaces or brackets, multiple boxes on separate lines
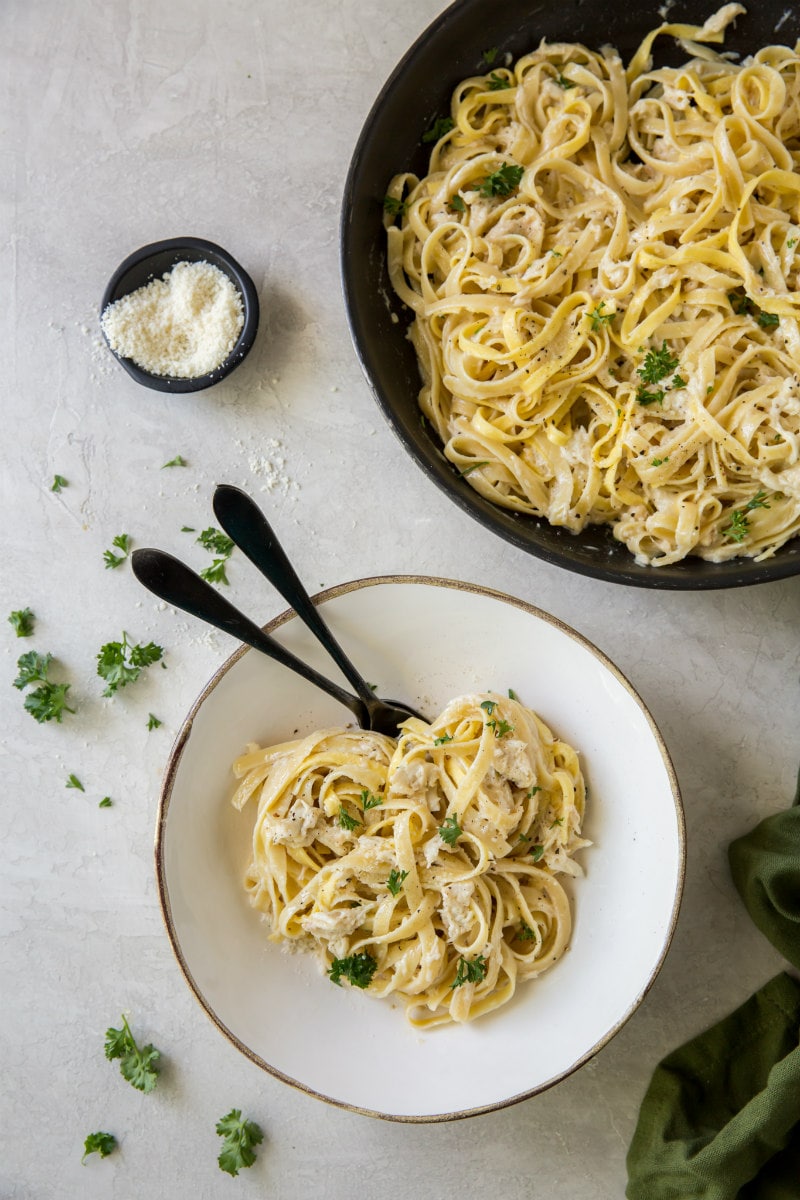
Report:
100,237,259,392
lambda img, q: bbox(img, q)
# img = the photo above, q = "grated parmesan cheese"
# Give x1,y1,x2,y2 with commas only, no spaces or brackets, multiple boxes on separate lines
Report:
101,260,244,378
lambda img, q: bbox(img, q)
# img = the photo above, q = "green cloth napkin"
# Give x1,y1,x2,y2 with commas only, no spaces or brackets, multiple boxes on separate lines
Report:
626,798,800,1200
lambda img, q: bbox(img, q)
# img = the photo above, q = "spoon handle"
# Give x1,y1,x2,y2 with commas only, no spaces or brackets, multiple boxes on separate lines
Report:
130,547,366,721
212,484,376,707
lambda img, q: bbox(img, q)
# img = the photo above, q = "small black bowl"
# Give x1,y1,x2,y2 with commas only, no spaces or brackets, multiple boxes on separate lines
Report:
341,0,800,589
100,237,259,393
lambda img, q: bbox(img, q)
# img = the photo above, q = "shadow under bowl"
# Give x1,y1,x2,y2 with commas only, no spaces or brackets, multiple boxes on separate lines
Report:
100,236,260,393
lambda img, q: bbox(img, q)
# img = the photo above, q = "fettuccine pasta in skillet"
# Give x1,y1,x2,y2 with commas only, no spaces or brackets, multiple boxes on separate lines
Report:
231,693,588,1027
384,5,800,565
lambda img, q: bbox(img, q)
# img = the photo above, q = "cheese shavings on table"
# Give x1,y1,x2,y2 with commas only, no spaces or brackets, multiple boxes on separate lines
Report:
101,260,244,378
231,692,589,1028
384,4,800,565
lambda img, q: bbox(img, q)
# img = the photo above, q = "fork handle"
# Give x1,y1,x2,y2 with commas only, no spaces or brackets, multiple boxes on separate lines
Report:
212,484,377,707
130,548,367,721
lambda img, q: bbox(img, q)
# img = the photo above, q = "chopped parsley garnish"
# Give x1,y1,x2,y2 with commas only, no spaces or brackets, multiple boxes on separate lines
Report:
671,375,687,389
788,237,797,249
527,785,542,799
458,459,490,476
480,699,496,714
359,789,383,811
556,72,576,89
8,607,34,637
487,71,512,90
449,194,466,212
161,454,187,468
482,47,499,65
638,341,679,385
722,490,771,542
518,922,536,941
51,474,68,492
196,527,234,557
14,650,75,724
636,386,665,407
147,712,162,730
530,844,545,861
438,813,462,846
383,195,407,217
758,311,780,328
507,688,519,700
99,797,113,808
66,773,84,791
104,1015,160,1093
199,558,230,585
387,868,409,896
328,951,377,989
451,954,487,988
434,733,453,745
216,1110,263,1177
651,457,669,466
728,290,753,316
97,633,163,696
180,525,196,532
422,115,455,143
103,533,131,570
82,1131,117,1163
588,301,613,329
338,806,362,831
486,718,514,738
478,162,523,198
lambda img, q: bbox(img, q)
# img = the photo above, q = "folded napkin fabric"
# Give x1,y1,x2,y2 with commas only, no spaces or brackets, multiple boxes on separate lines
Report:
626,799,800,1200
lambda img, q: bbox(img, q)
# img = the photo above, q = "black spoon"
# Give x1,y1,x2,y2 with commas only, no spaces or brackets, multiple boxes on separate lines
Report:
130,547,373,726
212,483,425,735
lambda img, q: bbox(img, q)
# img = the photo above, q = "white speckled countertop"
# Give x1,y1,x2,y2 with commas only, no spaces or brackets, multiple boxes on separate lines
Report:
2,2,798,1196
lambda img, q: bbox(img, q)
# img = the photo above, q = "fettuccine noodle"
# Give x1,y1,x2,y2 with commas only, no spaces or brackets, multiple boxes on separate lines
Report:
232,693,588,1027
384,5,800,565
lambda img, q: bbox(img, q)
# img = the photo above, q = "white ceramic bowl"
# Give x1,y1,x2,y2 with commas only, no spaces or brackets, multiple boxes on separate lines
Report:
157,576,684,1121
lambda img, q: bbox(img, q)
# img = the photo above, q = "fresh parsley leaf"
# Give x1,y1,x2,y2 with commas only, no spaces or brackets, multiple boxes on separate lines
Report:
66,773,84,791
480,699,496,714
103,535,131,570
636,386,665,407
24,682,74,724
486,718,514,738
180,525,196,532
161,455,187,468
422,115,454,143
199,558,230,585
507,688,519,700
449,194,466,213
458,459,489,476
82,1131,117,1162
434,733,453,745
758,311,780,328
530,844,545,861
482,47,499,65
478,162,523,198
387,868,409,896
671,375,687,389
438,813,462,846
338,806,361,831
51,474,68,492
104,1015,160,1093
452,954,487,988
196,527,234,557
588,301,613,330
328,951,377,989
14,650,52,689
723,490,771,542
8,607,35,637
487,71,511,90
652,457,669,466
99,797,113,808
146,712,162,730
728,290,753,316
216,1109,263,1177
97,633,163,696
518,922,536,941
527,785,542,798
383,195,407,217
638,342,679,385
556,72,576,89
359,789,383,811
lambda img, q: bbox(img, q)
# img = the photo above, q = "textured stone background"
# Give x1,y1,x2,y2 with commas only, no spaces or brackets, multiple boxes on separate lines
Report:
2,1,798,1196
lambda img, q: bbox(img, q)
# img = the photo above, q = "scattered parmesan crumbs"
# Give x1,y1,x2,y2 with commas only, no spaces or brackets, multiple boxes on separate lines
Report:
101,260,244,378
